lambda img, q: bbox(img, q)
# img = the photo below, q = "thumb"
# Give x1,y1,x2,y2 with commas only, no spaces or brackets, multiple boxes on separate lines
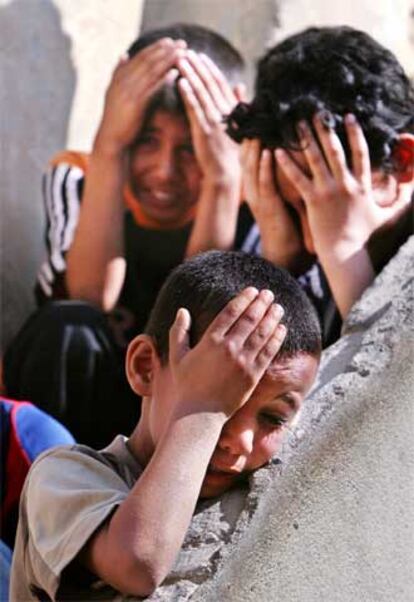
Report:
169,307,191,366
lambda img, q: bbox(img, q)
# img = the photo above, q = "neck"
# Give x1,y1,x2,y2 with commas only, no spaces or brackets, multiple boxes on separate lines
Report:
126,398,155,468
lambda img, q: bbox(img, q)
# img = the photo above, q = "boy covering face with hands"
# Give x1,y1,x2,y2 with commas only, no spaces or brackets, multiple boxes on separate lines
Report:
229,26,414,325
10,251,320,600
4,24,254,447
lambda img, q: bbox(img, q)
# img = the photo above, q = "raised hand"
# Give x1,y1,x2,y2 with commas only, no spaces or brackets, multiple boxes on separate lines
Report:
275,113,383,316
177,50,242,185
95,38,186,155
168,287,286,420
275,113,382,260
241,139,307,272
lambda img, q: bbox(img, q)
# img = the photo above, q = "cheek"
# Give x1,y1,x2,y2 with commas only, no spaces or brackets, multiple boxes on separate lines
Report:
183,160,202,196
250,430,285,468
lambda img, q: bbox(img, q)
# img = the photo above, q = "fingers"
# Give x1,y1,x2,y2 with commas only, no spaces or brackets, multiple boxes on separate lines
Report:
178,50,237,129
206,287,259,339
225,289,276,346
169,308,192,367
114,38,185,93
243,302,284,357
178,77,211,132
233,82,247,103
198,53,237,108
178,58,222,125
344,113,371,185
274,148,313,200
312,113,348,182
297,120,331,182
255,323,287,369
241,139,261,204
259,149,278,201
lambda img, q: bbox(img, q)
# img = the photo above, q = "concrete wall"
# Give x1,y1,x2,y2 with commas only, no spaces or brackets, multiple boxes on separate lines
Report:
0,0,144,352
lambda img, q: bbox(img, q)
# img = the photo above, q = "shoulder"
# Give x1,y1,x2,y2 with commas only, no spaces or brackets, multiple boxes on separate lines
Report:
20,442,135,575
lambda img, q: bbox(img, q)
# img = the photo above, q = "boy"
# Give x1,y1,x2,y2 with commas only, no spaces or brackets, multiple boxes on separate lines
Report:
228,26,414,334
4,24,253,447
10,250,321,600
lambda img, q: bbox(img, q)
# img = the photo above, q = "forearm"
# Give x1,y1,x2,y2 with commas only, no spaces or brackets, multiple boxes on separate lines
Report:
66,139,127,310
319,245,375,318
255,214,304,273
91,412,224,596
186,178,240,257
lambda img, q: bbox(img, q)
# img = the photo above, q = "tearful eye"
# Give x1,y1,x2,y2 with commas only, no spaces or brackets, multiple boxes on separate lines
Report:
260,413,288,429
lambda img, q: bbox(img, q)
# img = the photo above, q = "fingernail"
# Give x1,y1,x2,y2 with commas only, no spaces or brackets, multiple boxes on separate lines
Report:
345,113,357,124
274,303,284,318
261,289,275,303
178,77,191,90
274,148,286,161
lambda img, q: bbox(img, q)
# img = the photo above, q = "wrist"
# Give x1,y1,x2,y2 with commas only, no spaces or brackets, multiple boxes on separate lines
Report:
201,174,241,198
93,128,129,160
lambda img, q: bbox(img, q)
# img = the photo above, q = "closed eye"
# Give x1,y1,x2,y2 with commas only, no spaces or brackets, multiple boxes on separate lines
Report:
260,413,288,429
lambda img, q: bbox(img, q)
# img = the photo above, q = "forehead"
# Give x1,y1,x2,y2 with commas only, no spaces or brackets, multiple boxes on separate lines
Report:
143,109,190,135
253,353,319,408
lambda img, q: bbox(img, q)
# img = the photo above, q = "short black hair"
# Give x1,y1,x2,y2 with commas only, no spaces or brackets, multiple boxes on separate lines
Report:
145,250,321,363
127,23,245,120
227,26,414,172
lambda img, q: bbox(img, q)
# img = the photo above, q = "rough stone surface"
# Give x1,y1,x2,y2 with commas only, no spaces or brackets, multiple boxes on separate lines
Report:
143,236,413,601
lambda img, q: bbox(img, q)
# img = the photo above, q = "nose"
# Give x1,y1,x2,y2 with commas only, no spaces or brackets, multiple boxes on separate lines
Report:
153,146,177,183
218,413,255,457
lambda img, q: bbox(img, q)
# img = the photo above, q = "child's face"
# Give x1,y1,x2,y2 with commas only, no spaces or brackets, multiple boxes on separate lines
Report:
129,110,202,226
150,352,319,499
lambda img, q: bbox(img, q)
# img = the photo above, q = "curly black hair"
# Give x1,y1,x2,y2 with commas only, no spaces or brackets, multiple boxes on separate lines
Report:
227,26,414,172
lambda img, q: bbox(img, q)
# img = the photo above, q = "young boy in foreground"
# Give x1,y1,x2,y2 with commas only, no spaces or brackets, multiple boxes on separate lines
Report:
229,26,414,328
10,251,320,600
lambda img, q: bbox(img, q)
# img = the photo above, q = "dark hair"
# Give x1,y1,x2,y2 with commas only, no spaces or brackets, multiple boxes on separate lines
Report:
227,26,414,172
127,23,245,120
145,250,321,363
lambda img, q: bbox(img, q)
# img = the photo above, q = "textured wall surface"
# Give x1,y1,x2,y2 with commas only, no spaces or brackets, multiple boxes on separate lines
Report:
0,0,144,351
147,236,414,601
141,0,278,93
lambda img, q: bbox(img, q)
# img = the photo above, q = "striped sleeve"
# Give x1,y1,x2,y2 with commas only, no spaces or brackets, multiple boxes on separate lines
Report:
36,163,84,302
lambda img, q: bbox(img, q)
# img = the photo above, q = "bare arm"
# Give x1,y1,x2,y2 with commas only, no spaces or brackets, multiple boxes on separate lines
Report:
66,39,185,311
82,289,286,596
177,52,243,256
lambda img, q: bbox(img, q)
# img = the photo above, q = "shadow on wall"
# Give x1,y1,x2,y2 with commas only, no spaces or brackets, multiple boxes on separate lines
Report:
0,0,75,353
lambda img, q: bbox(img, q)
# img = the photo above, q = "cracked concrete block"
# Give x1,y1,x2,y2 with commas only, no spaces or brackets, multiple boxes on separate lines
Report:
147,236,413,601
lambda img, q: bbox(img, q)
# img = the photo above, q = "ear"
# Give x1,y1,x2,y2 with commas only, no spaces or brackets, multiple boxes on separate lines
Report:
392,134,414,184
125,334,160,397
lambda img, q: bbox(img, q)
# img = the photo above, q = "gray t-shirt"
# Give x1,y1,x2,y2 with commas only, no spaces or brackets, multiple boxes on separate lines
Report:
10,435,143,601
